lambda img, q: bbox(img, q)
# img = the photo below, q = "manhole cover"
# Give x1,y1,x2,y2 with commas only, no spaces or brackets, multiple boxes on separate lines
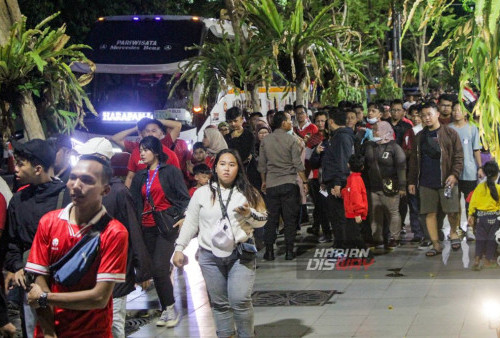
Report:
252,290,338,307
125,317,151,335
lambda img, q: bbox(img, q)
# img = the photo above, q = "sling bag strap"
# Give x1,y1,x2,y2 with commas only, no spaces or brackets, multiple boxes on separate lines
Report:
216,184,234,220
49,212,112,273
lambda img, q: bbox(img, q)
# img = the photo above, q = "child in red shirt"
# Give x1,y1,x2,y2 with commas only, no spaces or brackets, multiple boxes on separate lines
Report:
188,164,211,197
341,154,368,249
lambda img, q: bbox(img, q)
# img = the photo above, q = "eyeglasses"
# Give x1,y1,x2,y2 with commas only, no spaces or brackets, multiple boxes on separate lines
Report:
390,109,403,113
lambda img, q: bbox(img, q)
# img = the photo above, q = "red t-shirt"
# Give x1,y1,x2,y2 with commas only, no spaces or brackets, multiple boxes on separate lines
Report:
188,186,197,197
141,170,172,226
161,135,192,173
294,122,319,146
127,144,180,172
26,206,128,338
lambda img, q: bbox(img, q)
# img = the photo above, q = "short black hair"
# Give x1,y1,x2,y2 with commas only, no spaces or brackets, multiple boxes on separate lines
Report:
408,104,420,115
137,118,166,133
266,109,276,116
328,110,346,126
439,93,456,103
139,136,167,163
284,104,294,112
367,102,384,113
348,154,364,173
314,111,328,122
79,155,113,185
272,111,288,130
250,112,263,118
225,107,243,121
390,99,404,107
193,163,211,176
14,152,50,172
294,105,306,111
353,103,363,110
420,100,439,111
193,142,206,152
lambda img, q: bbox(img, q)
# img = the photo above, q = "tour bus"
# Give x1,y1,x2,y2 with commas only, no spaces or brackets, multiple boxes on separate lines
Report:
73,15,294,144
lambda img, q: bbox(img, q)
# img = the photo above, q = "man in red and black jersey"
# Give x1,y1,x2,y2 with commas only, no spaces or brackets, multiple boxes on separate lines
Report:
25,156,128,338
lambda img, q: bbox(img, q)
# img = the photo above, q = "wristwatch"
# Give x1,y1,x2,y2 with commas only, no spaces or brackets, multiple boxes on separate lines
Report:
38,292,48,308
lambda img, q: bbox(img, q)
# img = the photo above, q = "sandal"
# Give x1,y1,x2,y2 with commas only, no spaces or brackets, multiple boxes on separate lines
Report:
471,263,481,271
426,248,442,257
450,238,461,251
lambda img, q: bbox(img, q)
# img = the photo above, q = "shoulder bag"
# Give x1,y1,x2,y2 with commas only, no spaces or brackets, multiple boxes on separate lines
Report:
216,184,257,261
49,213,112,287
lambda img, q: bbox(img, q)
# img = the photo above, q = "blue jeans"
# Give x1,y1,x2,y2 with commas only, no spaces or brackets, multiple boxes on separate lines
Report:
198,248,256,338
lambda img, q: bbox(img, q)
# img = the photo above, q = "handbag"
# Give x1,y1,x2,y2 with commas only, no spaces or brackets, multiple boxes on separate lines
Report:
148,196,182,238
237,238,257,262
49,213,112,287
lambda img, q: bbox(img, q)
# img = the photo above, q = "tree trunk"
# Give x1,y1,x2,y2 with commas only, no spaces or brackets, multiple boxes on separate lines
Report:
20,91,45,140
295,78,308,107
418,25,427,95
0,0,21,46
250,85,261,113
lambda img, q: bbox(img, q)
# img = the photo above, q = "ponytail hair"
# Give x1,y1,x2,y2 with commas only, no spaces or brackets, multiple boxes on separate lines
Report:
483,161,499,202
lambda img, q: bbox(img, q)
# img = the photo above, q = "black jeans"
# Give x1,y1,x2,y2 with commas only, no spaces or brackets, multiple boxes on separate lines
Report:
407,191,424,238
308,179,331,235
264,183,300,248
326,185,346,247
345,218,366,249
143,226,176,310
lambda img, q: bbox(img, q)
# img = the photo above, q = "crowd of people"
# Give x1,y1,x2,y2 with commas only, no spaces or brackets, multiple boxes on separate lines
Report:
0,90,497,337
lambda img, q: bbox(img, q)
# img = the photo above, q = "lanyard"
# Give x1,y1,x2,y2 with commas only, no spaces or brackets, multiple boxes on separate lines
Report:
216,183,233,219
146,166,159,201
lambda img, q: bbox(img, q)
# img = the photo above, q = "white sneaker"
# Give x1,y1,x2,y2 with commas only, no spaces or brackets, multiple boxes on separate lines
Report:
466,227,475,241
156,304,180,327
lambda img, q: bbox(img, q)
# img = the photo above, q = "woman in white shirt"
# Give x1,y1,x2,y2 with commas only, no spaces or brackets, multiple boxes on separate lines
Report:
173,149,266,338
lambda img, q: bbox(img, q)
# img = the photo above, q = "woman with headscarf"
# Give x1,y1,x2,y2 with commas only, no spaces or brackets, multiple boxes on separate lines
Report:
364,121,406,251
203,127,228,166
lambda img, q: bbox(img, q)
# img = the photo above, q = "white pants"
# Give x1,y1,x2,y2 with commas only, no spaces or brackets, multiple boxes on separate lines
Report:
112,296,127,338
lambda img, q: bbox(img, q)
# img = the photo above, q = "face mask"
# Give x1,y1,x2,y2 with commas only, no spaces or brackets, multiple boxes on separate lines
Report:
367,118,378,124
372,136,382,142
287,129,294,135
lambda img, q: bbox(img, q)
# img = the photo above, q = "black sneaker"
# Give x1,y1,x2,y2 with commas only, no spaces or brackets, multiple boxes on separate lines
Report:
386,239,399,249
306,227,320,236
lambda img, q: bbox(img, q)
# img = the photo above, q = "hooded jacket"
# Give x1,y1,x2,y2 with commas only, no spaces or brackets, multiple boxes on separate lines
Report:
310,127,355,188
4,179,66,272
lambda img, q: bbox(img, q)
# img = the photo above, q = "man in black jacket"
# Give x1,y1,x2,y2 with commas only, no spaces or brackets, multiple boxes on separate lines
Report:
75,137,152,337
3,139,66,337
311,110,355,247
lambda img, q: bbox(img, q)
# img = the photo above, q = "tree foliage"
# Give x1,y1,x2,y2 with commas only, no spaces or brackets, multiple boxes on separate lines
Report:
404,0,500,159
0,13,96,138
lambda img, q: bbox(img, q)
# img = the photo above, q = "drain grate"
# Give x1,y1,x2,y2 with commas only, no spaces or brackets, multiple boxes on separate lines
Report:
252,290,338,307
125,317,152,335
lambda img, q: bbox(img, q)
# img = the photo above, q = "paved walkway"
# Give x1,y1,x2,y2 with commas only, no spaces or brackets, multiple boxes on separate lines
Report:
127,228,500,337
